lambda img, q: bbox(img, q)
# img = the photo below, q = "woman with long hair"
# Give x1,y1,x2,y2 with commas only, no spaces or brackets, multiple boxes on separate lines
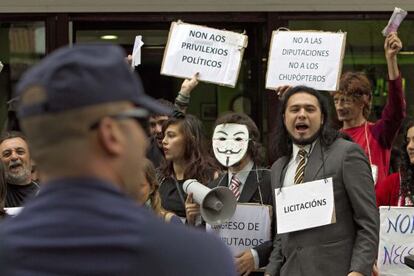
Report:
139,159,181,223
376,119,414,206
158,112,220,222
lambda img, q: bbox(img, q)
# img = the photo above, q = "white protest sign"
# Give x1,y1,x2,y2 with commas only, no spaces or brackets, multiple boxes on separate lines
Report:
378,207,414,276
206,203,272,256
131,35,144,68
275,177,335,234
161,21,248,87
266,31,346,91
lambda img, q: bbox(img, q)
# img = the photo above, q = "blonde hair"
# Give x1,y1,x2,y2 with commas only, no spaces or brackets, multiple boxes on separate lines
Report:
143,159,177,222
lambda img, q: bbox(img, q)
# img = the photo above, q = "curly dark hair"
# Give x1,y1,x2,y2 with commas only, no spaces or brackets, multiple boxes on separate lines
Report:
158,114,220,184
149,99,175,118
214,112,264,166
399,119,414,203
270,85,343,161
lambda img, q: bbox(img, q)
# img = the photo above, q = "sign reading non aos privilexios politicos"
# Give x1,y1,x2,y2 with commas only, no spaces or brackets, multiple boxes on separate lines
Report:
161,21,248,88
266,30,346,91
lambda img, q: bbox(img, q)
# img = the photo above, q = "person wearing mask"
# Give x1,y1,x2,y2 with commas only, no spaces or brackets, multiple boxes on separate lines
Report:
186,112,274,275
0,44,236,276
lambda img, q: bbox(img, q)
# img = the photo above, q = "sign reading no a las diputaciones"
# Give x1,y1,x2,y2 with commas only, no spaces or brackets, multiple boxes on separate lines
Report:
266,30,346,91
161,21,248,88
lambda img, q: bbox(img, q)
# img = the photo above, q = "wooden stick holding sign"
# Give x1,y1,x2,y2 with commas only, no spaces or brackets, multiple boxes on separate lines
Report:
266,30,346,91
161,21,248,88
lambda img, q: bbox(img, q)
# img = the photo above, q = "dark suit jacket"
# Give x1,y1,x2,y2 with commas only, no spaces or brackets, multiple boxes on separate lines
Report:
0,177,236,276
209,165,274,268
265,139,379,276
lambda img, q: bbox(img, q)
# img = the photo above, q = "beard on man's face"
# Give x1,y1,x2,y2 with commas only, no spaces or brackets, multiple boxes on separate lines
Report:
5,166,31,185
288,130,321,146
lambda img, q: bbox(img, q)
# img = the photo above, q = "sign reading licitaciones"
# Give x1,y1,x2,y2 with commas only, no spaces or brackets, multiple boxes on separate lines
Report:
161,21,248,87
266,31,346,91
275,178,336,234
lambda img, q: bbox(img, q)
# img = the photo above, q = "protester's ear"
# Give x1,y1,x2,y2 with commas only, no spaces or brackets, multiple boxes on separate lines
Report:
96,117,124,156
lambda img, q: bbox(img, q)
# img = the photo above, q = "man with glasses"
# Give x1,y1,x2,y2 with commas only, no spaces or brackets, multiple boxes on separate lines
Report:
333,32,406,185
0,44,235,276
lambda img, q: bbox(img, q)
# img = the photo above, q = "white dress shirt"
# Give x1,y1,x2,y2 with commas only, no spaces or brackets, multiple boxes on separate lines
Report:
227,160,254,194
283,142,316,187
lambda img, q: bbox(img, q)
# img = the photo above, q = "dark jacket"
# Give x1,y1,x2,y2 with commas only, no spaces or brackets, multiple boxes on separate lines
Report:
266,139,379,276
0,177,236,276
209,165,274,268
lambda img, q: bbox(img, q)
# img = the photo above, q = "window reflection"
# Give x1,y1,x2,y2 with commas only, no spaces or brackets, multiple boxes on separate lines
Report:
74,27,256,133
288,20,414,119
0,21,45,131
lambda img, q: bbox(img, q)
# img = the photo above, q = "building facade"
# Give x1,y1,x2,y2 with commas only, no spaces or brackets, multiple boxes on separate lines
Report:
1,1,413,151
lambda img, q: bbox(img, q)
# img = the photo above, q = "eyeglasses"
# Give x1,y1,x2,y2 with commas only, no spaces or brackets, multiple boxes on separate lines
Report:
89,108,149,130
333,96,355,105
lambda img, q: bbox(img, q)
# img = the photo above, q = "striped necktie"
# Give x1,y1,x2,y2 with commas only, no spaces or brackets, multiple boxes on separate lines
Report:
229,174,241,199
294,148,307,184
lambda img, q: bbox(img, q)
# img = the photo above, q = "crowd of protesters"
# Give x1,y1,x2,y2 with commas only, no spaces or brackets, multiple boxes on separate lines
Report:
0,31,412,276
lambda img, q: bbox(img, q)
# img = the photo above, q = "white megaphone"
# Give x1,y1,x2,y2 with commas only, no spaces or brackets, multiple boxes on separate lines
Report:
183,179,237,225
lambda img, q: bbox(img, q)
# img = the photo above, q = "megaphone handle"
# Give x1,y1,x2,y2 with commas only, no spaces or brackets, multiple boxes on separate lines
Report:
213,172,227,189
